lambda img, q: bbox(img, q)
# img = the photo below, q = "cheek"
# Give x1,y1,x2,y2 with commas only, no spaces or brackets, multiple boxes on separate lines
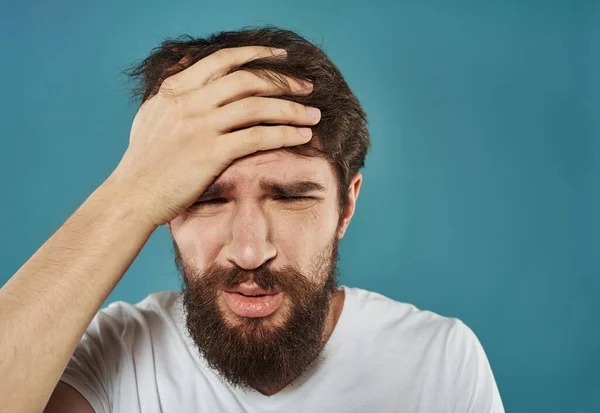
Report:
172,202,339,270
271,206,338,266
171,217,228,269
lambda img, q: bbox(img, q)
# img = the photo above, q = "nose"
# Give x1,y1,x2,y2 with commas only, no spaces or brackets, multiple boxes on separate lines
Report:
224,202,277,270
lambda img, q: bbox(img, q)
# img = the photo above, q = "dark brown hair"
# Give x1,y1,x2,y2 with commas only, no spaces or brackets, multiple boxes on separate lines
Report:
123,25,370,213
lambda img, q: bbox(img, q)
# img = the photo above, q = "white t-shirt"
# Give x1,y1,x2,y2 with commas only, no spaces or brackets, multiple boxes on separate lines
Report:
60,285,505,413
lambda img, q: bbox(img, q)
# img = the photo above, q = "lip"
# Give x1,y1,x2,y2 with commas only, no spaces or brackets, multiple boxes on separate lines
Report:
221,291,284,318
222,283,280,297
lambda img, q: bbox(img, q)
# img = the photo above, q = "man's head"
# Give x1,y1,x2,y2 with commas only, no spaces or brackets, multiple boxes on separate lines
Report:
125,26,369,392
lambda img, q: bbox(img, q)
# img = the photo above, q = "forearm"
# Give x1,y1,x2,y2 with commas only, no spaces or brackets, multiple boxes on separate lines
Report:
0,178,157,413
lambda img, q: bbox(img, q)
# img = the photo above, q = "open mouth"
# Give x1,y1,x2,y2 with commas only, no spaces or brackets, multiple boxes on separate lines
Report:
222,286,281,297
222,290,284,317
236,292,268,297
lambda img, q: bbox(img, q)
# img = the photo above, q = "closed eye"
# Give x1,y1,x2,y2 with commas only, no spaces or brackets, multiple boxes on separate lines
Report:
275,196,315,202
193,198,228,206
191,196,315,208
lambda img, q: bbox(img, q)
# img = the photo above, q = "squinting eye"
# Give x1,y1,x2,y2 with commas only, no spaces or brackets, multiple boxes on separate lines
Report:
276,196,313,202
193,198,228,206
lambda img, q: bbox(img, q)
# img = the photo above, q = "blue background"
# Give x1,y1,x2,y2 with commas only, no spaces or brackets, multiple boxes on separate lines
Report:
2,1,598,412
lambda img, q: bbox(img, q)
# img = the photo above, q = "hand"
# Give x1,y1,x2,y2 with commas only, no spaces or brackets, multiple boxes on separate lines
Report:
108,46,320,228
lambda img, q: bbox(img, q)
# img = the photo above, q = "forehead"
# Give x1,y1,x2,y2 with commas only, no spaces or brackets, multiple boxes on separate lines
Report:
215,149,336,189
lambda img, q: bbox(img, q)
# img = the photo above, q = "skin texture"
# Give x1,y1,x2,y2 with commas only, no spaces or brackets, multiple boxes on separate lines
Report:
170,150,362,395
0,46,353,412
116,47,321,228
169,150,342,284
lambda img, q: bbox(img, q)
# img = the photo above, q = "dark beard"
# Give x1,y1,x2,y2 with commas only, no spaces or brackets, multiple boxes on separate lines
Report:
175,238,340,393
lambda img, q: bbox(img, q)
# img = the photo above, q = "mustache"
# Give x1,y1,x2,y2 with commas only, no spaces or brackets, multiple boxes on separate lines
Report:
174,236,341,305
221,265,294,290
184,262,316,304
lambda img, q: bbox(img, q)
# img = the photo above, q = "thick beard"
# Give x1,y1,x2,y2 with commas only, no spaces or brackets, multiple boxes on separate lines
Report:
175,237,340,393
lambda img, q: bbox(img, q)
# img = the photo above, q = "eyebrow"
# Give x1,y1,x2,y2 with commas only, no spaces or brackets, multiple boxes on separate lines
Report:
198,182,234,200
260,180,326,197
197,180,326,200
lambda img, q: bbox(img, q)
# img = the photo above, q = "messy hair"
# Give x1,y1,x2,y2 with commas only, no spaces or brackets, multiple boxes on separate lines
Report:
123,25,369,213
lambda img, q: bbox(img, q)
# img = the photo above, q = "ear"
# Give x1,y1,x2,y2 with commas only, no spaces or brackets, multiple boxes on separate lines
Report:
337,173,363,240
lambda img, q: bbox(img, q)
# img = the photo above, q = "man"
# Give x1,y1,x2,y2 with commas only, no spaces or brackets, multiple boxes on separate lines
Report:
0,27,504,412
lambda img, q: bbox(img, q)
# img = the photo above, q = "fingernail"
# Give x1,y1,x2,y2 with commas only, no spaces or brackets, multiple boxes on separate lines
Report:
298,127,312,137
306,106,321,120
273,48,287,56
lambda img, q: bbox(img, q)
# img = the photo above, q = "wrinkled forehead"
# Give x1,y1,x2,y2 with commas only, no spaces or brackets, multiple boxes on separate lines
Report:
211,149,336,194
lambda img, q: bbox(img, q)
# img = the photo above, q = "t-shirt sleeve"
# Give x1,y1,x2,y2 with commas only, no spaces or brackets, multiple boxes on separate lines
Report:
446,319,505,413
59,304,128,413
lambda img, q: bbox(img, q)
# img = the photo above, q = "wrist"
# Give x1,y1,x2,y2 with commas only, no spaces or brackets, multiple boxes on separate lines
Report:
92,173,159,234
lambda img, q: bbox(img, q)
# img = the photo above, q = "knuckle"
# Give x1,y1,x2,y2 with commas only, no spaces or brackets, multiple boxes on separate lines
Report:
234,70,255,88
246,126,261,145
283,126,294,140
159,77,178,92
273,126,287,141
212,48,231,63
240,97,260,116
286,101,302,118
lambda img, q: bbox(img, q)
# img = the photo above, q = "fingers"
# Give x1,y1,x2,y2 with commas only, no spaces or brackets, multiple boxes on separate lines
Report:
223,125,314,160
200,69,313,108
210,97,321,132
160,46,287,95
